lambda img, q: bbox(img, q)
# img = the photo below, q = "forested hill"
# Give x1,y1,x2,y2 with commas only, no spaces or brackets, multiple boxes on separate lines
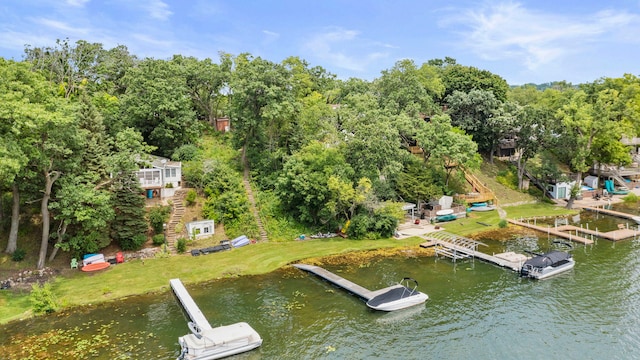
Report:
2,39,640,269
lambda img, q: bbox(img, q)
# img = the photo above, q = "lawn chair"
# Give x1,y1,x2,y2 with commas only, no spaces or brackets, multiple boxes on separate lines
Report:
70,258,78,269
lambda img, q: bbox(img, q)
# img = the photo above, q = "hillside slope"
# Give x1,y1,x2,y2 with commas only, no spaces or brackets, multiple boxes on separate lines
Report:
471,160,537,206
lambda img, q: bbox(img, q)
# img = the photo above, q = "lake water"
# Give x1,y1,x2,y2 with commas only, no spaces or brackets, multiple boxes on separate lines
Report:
3,215,640,359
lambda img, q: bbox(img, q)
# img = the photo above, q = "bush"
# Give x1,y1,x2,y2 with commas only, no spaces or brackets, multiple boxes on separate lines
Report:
12,248,26,262
623,192,639,203
30,282,58,315
148,205,171,234
498,219,508,228
176,238,187,253
152,234,166,246
120,234,148,251
185,189,197,206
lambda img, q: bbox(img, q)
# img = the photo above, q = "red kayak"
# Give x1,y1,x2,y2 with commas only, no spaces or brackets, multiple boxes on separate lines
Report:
81,261,110,272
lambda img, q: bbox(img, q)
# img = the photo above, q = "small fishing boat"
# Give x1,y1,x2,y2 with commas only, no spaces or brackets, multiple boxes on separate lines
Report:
81,261,110,272
177,322,263,360
520,250,574,280
366,278,429,311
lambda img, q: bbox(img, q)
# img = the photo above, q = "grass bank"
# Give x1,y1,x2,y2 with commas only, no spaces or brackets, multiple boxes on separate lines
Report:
0,235,426,324
0,202,577,325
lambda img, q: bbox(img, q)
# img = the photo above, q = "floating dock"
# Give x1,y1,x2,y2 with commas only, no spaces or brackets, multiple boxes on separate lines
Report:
169,278,212,331
420,231,528,271
293,264,404,301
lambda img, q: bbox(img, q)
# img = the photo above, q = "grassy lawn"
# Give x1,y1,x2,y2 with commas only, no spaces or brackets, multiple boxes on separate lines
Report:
0,201,578,325
0,235,427,324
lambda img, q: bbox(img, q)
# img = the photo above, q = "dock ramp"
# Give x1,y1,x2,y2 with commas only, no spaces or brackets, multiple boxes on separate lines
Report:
170,278,212,331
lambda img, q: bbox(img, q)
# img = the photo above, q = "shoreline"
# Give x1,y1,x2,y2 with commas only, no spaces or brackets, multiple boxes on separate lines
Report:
0,200,592,325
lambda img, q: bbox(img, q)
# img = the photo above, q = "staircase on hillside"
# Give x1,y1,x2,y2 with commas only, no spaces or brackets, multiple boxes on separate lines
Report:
243,167,268,242
457,170,498,205
165,188,188,253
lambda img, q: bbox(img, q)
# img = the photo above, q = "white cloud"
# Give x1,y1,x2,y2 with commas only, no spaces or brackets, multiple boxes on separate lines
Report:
143,0,173,21
442,2,639,70
304,27,389,72
131,33,173,48
65,0,89,7
32,17,90,35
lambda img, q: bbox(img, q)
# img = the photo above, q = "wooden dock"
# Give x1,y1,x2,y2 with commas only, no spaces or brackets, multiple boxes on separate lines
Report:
554,224,638,241
581,206,640,224
420,231,528,272
169,278,212,331
508,220,594,244
293,264,403,301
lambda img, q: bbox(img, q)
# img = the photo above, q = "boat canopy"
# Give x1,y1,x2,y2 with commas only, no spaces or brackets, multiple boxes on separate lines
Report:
523,251,571,268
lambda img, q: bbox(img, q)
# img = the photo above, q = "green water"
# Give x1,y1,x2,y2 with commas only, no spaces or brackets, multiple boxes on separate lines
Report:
3,220,640,359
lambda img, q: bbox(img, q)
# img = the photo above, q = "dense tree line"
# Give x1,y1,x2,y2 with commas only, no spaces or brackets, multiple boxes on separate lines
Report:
2,39,640,269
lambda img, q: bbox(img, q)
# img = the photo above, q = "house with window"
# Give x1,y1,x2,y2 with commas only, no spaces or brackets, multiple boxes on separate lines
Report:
186,220,215,239
135,155,182,199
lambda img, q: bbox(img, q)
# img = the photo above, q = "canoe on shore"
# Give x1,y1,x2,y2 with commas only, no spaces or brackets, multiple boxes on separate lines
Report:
81,262,110,272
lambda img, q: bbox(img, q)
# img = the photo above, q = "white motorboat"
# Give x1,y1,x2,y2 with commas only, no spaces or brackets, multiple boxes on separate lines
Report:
177,322,263,360
366,278,429,311
520,250,575,280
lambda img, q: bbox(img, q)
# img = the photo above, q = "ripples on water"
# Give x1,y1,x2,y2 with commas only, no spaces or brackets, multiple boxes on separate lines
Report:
4,217,640,359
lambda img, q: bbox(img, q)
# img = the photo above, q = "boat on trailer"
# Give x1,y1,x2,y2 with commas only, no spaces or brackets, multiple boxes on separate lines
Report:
520,250,575,280
366,278,429,311
177,322,263,360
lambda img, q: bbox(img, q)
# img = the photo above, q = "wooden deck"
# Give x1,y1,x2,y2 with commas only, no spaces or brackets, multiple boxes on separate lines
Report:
420,231,528,271
508,220,595,244
293,264,403,301
169,278,213,331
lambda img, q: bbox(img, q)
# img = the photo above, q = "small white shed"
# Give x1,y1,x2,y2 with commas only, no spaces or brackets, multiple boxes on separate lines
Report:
547,181,576,199
186,220,215,239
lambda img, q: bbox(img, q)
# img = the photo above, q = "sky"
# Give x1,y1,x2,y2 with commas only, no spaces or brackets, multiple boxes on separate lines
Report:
1,0,640,85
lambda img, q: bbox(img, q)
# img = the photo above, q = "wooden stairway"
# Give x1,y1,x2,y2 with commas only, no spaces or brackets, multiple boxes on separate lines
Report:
243,166,268,242
457,170,498,205
165,188,188,253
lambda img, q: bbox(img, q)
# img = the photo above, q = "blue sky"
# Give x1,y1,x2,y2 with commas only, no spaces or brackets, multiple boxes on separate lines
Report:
1,0,639,85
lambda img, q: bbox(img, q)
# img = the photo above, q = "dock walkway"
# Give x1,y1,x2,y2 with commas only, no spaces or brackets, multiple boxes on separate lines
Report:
508,220,594,244
581,206,640,224
169,278,212,331
293,264,402,301
420,231,528,271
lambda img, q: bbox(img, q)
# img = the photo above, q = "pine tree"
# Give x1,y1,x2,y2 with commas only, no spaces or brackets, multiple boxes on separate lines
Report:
110,173,148,250
77,93,110,182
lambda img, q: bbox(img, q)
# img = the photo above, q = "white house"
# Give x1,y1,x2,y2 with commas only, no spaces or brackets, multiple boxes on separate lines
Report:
186,220,215,239
547,181,576,199
135,155,182,199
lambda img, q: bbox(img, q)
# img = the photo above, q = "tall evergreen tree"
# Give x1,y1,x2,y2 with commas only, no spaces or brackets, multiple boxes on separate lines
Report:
110,173,148,250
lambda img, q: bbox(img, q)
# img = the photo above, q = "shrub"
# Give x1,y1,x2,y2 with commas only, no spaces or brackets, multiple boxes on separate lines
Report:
498,219,508,228
12,248,26,262
152,234,166,246
176,238,187,253
148,205,171,234
30,282,58,315
185,189,197,206
623,192,639,203
120,234,148,251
